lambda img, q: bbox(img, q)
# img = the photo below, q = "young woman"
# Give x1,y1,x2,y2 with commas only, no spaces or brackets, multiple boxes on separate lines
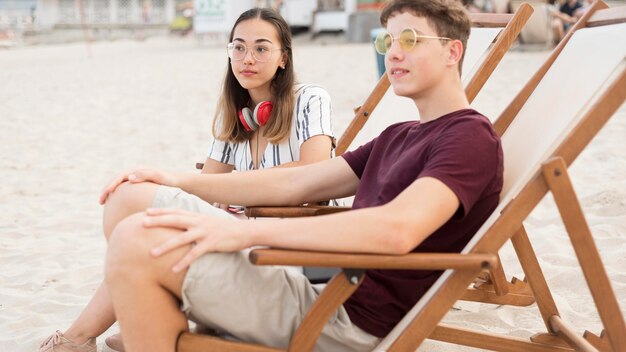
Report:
38,8,334,352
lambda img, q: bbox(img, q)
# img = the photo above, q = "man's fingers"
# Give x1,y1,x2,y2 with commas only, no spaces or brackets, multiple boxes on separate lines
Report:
151,226,206,258
172,240,209,272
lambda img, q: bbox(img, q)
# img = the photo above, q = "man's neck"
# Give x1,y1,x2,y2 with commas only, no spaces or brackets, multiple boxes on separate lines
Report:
414,78,470,123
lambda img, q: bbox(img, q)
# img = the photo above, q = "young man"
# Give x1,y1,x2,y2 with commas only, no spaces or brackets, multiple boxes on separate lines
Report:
103,0,503,351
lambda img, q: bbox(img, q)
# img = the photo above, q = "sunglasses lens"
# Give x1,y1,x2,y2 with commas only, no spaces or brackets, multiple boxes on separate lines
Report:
399,29,417,51
375,32,392,54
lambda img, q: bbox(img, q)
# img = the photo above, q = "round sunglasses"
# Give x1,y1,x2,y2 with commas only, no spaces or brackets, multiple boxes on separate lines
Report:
374,28,451,55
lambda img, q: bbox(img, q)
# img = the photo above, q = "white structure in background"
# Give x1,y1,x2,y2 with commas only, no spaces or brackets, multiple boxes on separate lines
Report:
193,0,255,37
311,0,356,36
32,0,177,30
280,0,317,28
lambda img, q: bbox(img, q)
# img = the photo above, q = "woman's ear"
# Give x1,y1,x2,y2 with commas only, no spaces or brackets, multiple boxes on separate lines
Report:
280,53,287,69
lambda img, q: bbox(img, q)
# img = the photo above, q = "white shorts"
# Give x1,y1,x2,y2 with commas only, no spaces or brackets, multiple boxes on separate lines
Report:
151,185,380,351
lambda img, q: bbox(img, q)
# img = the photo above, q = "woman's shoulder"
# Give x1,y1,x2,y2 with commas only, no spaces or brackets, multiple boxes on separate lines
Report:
294,83,330,98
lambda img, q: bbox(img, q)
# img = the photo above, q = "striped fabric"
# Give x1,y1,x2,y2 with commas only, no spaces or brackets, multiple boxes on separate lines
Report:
207,84,335,170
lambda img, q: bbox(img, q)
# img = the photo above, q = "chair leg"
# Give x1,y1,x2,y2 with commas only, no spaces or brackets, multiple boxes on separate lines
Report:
510,225,559,332
542,157,626,351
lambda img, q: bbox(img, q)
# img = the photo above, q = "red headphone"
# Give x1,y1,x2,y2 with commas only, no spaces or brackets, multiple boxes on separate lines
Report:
238,101,273,131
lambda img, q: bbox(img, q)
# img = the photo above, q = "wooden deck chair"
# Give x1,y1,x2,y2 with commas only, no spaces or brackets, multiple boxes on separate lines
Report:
200,5,535,295
244,5,536,304
178,2,626,351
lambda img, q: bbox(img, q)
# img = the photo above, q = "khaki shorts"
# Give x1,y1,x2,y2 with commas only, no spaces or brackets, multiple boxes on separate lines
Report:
152,186,380,351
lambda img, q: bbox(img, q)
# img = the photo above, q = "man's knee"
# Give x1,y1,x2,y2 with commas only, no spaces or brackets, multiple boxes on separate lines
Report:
105,213,151,281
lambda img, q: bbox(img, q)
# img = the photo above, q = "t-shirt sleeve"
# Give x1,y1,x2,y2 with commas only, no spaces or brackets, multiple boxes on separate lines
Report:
206,121,235,165
420,119,501,218
294,85,334,146
341,137,376,178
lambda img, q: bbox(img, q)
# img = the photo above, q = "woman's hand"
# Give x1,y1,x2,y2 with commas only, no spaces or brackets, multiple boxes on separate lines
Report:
99,168,178,205
143,208,252,272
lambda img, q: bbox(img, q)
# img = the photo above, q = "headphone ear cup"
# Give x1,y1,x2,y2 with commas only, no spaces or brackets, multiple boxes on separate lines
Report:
238,107,258,131
254,101,273,127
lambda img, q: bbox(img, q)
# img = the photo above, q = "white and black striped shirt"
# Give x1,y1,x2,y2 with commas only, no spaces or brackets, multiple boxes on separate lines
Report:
207,84,334,170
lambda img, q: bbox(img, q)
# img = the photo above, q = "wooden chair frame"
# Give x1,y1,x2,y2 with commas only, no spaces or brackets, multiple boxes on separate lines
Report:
245,6,536,306
179,2,626,351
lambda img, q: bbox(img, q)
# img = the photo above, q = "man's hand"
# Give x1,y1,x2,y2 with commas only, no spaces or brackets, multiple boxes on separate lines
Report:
99,168,178,205
144,208,252,272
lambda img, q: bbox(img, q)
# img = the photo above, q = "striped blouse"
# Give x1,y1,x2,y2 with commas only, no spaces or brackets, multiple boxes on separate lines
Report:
207,84,335,170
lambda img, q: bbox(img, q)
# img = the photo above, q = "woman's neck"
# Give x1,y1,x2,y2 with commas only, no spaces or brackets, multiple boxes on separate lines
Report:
248,87,272,106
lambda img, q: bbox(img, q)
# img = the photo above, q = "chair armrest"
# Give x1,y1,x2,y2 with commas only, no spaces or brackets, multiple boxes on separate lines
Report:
249,249,497,271
245,205,351,218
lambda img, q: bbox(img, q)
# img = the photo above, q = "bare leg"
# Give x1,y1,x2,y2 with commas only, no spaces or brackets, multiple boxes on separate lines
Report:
102,182,161,239
106,213,190,352
551,18,565,44
58,182,161,343
62,283,116,343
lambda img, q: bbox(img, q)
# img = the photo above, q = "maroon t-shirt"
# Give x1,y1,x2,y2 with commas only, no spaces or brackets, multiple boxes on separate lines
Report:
341,109,503,337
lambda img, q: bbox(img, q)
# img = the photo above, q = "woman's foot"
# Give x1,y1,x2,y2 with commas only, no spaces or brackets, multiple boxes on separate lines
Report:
38,331,96,352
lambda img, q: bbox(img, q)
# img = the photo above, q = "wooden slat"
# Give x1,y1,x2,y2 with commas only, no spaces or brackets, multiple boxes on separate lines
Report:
431,324,574,352
288,273,362,351
244,205,349,218
549,315,598,352
462,276,535,306
250,249,497,271
335,74,390,155
177,332,284,352
511,225,559,331
470,12,514,27
543,158,626,351
587,5,626,27
465,3,533,102
487,254,510,295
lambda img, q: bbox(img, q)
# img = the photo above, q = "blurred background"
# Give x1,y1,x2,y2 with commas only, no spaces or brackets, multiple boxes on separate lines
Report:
2,0,623,48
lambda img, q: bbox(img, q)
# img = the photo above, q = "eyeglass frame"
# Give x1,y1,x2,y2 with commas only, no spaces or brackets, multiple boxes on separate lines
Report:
374,27,452,55
226,41,284,63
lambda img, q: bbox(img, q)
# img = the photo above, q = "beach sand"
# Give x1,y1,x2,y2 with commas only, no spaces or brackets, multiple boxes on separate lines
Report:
0,35,624,351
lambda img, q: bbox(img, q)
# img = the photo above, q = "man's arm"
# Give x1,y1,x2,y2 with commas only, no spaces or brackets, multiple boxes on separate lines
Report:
147,175,460,271
176,157,359,207
246,176,460,254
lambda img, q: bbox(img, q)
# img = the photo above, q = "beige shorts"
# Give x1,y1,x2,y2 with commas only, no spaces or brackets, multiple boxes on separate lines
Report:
151,185,380,351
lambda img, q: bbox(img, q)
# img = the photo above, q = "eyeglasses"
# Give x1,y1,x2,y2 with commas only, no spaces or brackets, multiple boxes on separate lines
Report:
227,42,282,62
374,28,451,55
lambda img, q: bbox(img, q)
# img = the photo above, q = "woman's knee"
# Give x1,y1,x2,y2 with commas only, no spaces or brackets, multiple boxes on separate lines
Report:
102,182,159,239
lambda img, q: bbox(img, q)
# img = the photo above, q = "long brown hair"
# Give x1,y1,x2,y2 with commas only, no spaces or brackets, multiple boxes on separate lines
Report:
212,8,296,143
380,0,471,77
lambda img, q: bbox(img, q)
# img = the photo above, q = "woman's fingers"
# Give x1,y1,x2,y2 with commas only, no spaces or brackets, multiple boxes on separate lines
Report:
99,169,159,204
99,173,128,204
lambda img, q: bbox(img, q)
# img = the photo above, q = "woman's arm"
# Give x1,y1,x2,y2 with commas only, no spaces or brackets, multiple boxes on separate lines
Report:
274,135,334,168
200,157,234,174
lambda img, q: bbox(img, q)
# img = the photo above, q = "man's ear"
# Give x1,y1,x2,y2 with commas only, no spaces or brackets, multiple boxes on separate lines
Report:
447,40,464,66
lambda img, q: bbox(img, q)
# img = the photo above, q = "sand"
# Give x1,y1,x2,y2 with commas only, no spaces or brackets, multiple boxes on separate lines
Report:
0,34,624,351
